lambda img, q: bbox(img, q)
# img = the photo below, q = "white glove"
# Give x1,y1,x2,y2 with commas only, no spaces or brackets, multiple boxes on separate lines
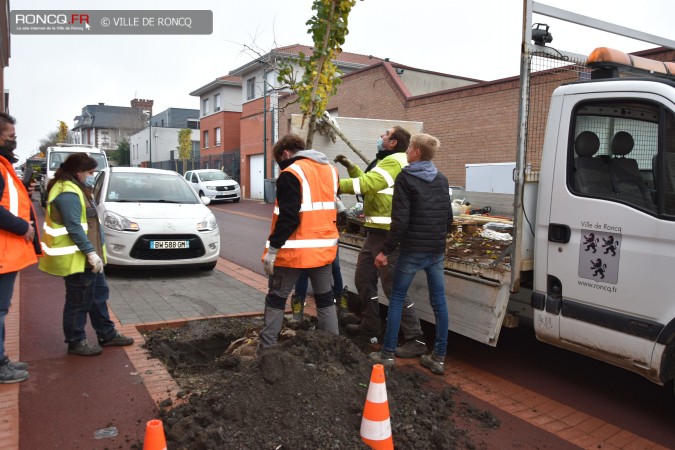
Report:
263,247,278,276
86,252,104,273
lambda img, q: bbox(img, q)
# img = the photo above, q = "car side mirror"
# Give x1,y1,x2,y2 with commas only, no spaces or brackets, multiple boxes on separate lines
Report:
201,196,211,206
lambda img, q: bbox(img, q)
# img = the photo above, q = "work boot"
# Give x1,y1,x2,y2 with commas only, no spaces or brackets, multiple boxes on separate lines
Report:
336,286,349,321
420,351,446,375
290,294,305,323
0,357,29,384
98,332,134,347
369,349,395,368
68,338,103,356
345,320,380,337
395,337,428,358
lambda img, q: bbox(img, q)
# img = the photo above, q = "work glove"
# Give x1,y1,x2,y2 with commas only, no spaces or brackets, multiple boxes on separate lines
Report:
337,210,348,227
86,252,104,273
334,154,354,170
263,247,279,276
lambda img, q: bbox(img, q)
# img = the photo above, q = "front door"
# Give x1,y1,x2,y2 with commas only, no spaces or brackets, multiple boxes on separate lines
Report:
539,89,675,369
249,154,264,200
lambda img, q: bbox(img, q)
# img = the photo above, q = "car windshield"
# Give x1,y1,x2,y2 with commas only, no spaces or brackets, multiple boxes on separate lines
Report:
105,172,200,204
199,171,232,182
49,151,106,171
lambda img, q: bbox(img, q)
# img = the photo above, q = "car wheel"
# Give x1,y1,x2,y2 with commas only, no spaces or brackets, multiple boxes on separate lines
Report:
199,262,217,271
233,197,240,203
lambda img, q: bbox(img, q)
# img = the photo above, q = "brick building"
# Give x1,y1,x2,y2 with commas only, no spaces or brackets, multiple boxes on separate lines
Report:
278,47,675,187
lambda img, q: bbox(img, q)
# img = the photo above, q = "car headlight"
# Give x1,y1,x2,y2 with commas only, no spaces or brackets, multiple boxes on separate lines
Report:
103,211,139,232
197,212,218,232
205,185,217,190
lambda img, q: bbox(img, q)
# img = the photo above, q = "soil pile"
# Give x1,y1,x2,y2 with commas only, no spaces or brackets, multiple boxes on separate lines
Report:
143,317,498,449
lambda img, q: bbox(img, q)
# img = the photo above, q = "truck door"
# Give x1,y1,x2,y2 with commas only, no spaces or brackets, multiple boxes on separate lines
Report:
538,88,675,372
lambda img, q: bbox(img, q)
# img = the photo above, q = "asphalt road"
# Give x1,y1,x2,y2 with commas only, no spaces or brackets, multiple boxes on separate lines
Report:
209,199,675,447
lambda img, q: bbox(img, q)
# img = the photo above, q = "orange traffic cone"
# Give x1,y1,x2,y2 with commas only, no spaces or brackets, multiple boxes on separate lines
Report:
143,419,167,450
360,364,394,450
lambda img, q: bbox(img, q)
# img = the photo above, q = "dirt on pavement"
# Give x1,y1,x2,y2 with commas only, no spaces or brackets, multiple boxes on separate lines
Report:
142,317,503,450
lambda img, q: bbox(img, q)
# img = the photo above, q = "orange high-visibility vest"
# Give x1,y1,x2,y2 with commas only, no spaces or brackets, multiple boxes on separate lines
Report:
263,159,339,269
0,157,39,274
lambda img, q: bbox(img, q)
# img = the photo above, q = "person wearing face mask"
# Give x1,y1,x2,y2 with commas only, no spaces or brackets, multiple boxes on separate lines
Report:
334,126,427,358
39,153,133,356
0,112,41,383
258,134,340,350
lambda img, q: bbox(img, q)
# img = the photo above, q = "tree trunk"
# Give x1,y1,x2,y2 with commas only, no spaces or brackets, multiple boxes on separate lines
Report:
306,115,318,149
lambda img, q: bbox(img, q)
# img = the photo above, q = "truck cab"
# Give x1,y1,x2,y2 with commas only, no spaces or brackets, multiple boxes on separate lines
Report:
41,145,108,206
532,48,675,386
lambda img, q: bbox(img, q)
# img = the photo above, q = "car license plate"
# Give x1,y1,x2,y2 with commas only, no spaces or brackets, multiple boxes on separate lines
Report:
150,240,189,250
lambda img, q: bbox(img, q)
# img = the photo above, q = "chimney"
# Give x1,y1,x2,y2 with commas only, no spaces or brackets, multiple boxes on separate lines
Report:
131,98,154,117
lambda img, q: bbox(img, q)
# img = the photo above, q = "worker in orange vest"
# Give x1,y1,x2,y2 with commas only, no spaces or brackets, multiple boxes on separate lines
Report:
0,112,41,383
259,134,340,350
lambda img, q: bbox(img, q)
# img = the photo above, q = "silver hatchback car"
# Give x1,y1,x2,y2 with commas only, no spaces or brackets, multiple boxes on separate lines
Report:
93,167,220,270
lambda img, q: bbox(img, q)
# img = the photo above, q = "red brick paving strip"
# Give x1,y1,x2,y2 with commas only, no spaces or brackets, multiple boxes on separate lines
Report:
0,281,21,450
3,259,667,450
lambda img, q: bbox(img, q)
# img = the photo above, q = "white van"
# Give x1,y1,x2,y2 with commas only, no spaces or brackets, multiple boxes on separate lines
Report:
41,145,108,206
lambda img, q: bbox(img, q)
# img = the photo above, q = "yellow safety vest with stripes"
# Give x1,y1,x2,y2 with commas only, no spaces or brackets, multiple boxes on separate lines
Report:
39,180,105,276
264,159,339,269
338,152,408,231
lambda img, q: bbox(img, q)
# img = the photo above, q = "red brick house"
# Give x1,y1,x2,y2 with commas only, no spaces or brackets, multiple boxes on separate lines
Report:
189,75,242,180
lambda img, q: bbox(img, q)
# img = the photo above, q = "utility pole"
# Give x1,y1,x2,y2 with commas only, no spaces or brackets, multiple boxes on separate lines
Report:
148,118,153,167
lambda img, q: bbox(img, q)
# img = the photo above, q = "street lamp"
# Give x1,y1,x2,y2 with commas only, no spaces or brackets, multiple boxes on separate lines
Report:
154,131,158,165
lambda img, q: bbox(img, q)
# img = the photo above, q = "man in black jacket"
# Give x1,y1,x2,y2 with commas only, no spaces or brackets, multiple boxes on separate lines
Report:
369,133,452,375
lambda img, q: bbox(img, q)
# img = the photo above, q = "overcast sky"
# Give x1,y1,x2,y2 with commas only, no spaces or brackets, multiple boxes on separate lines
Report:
7,0,674,163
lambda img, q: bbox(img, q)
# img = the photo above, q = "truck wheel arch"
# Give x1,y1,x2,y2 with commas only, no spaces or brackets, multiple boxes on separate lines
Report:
657,319,675,385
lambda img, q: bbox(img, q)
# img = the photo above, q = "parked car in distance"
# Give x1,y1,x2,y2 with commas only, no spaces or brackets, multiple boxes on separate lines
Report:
93,167,220,270
184,169,241,203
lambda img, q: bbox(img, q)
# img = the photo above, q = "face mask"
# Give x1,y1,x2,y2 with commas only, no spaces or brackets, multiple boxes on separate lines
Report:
376,138,385,151
85,175,96,187
0,140,17,161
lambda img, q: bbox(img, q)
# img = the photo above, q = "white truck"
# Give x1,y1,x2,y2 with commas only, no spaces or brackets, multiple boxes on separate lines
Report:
40,144,108,206
337,47,675,397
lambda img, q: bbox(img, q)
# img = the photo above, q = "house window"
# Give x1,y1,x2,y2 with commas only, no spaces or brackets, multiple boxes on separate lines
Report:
203,130,209,148
215,127,221,147
247,77,255,100
187,119,199,130
202,98,210,115
214,93,221,111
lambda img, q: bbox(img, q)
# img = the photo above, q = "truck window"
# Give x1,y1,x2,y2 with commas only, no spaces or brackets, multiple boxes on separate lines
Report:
569,100,665,215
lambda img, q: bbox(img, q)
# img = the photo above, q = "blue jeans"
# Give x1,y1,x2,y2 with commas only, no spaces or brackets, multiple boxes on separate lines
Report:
294,249,343,300
0,271,19,359
382,251,449,356
62,270,116,344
